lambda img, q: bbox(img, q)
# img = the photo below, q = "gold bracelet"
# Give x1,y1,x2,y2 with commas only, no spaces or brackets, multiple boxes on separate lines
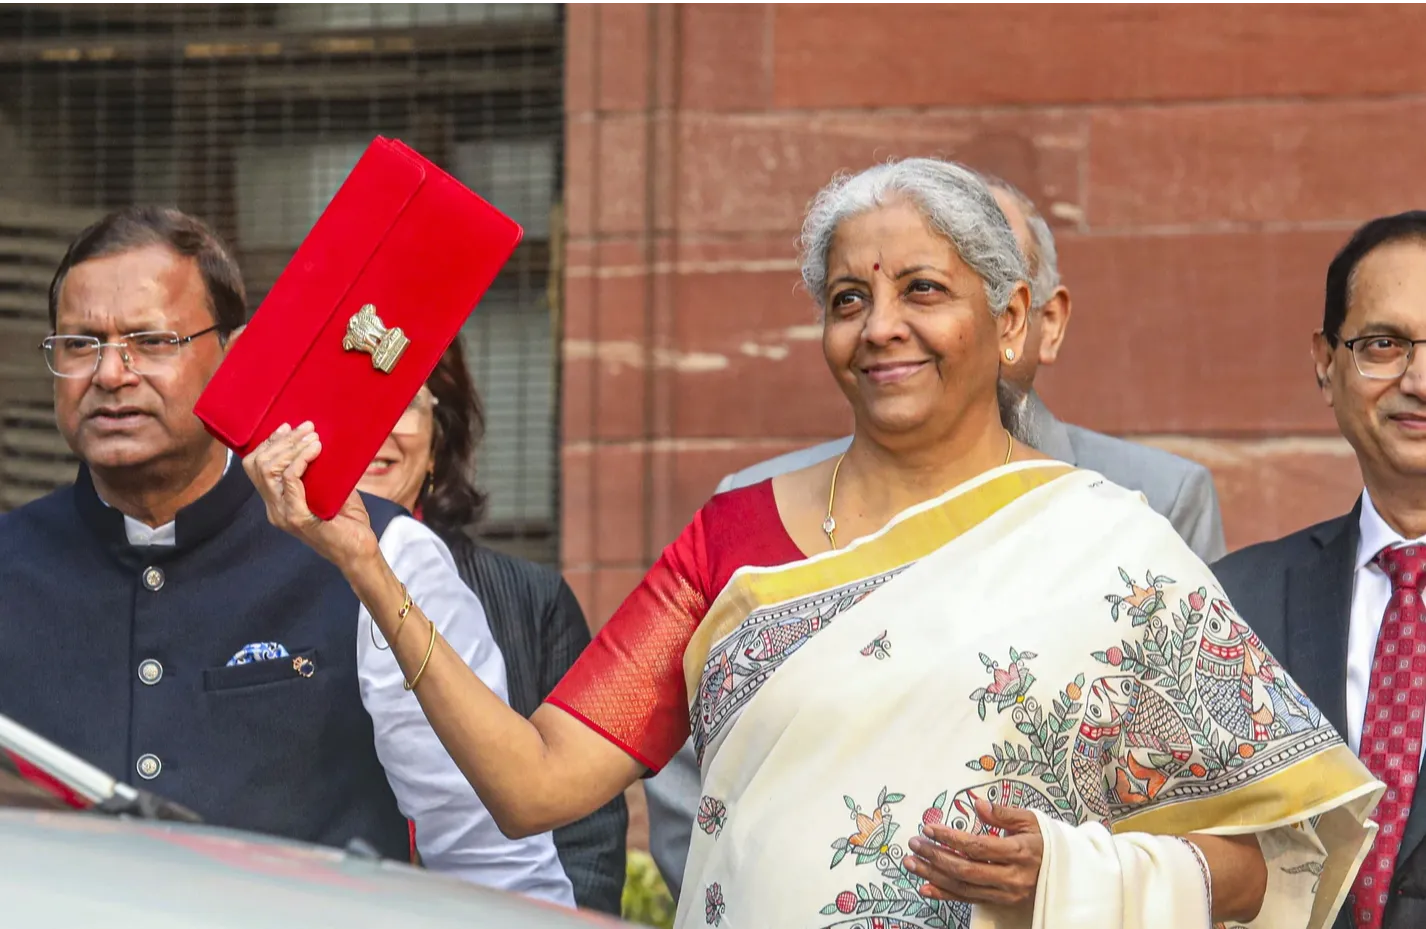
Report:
404,618,437,691
369,583,413,652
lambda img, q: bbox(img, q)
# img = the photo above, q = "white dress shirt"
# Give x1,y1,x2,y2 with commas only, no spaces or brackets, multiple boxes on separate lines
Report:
1348,489,1426,765
113,460,574,906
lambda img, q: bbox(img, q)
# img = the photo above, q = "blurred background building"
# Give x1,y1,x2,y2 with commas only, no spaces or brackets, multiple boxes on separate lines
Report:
560,3,1423,626
1,1,1422,858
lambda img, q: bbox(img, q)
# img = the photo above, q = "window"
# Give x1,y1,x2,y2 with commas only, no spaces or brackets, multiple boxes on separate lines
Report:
0,4,565,564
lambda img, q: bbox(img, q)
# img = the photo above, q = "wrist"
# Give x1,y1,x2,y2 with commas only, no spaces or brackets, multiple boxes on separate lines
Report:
340,548,396,599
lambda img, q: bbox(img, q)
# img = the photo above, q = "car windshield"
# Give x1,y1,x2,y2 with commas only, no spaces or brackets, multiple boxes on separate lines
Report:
0,712,199,822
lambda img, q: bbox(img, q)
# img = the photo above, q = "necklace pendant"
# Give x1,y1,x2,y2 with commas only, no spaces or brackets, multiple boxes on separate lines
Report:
822,515,837,536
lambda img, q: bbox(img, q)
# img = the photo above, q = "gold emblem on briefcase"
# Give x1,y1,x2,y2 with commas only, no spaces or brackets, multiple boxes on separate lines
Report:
343,304,409,374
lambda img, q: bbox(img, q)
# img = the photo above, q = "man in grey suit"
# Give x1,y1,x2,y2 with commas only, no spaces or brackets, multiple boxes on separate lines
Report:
643,177,1228,897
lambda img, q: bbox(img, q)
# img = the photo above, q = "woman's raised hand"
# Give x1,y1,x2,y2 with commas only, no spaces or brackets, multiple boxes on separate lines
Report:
241,422,381,576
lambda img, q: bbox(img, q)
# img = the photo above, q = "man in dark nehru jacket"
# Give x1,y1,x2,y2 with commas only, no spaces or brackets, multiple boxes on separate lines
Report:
0,207,574,905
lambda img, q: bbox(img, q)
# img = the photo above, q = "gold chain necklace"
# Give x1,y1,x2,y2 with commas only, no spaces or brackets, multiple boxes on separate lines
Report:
822,428,1014,551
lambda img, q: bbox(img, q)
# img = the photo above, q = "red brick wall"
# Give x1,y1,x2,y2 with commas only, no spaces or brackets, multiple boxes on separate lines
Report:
558,3,1426,625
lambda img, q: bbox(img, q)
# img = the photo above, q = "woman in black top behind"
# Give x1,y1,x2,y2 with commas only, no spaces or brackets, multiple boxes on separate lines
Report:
357,337,628,915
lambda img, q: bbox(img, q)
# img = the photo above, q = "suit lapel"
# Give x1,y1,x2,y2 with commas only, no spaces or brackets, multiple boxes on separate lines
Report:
1284,505,1360,738
1023,392,1076,465
1284,508,1366,927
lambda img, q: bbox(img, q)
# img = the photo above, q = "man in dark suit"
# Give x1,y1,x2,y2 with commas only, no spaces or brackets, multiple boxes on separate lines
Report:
1215,212,1426,929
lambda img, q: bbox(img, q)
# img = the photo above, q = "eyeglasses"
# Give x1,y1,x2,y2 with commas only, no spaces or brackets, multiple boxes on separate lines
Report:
40,326,220,379
1341,334,1426,380
391,388,439,436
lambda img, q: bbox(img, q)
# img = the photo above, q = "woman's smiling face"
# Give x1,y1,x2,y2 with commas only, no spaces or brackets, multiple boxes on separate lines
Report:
821,199,1026,441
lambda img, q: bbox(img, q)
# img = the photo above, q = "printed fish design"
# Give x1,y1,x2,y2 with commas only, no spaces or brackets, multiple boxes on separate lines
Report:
1071,675,1193,817
1196,601,1319,741
744,613,825,662
943,779,1057,836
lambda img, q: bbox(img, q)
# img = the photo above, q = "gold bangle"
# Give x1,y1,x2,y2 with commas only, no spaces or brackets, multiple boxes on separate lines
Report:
404,618,437,691
369,583,413,652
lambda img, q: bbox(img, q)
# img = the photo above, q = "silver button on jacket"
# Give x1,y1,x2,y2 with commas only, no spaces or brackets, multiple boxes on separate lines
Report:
136,754,162,780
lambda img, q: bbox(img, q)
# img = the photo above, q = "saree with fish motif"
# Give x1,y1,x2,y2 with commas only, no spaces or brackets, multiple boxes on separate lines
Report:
550,461,1382,929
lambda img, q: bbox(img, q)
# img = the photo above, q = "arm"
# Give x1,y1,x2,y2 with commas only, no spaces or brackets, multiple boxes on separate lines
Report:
907,802,1266,922
351,536,641,839
1170,466,1228,564
541,577,630,914
244,424,645,838
359,517,573,904
1185,833,1267,923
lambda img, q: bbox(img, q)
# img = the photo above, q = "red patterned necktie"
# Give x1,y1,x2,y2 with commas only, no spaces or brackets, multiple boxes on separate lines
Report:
1351,543,1426,929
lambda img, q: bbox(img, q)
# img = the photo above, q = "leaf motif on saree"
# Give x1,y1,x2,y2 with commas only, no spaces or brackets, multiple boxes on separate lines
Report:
820,785,968,928
860,630,892,660
968,647,1037,721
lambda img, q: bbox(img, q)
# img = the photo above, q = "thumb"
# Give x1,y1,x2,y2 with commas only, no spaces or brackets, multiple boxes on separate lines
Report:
976,798,1037,834
339,489,370,520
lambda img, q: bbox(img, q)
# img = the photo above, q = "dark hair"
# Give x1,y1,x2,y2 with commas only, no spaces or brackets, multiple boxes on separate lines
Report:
420,337,488,535
1323,210,1426,345
49,206,247,337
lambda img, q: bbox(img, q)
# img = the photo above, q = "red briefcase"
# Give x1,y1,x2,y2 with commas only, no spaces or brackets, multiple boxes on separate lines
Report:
195,136,523,520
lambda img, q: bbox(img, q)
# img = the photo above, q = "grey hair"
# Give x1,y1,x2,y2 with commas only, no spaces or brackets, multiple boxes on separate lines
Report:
978,174,1061,309
798,158,1029,315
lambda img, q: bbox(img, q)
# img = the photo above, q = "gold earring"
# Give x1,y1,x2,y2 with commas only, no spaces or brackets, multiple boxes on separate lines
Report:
1004,348,1015,361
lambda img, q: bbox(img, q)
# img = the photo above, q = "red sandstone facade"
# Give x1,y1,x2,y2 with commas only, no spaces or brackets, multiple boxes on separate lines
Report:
559,3,1426,629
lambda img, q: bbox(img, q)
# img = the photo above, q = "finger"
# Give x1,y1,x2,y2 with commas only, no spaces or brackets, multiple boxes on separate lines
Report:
266,421,315,468
921,824,1020,863
280,433,322,484
902,853,1022,907
338,489,372,522
246,424,310,487
977,798,1040,835
243,423,292,482
907,838,1013,887
280,437,324,522
257,424,315,488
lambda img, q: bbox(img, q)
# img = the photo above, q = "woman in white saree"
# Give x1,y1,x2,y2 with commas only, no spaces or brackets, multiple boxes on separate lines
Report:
246,158,1381,929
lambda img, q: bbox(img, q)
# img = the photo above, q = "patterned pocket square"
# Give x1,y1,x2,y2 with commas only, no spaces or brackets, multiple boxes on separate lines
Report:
227,642,290,667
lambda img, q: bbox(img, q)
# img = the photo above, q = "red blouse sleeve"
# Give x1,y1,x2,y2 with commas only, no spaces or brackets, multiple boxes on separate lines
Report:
547,510,713,773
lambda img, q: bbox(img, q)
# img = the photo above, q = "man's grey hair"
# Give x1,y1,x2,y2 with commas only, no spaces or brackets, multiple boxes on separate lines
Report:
997,379,1041,449
798,158,1028,315
978,174,1061,310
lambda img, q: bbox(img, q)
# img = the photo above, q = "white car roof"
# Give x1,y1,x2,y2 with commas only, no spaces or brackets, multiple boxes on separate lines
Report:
0,810,625,928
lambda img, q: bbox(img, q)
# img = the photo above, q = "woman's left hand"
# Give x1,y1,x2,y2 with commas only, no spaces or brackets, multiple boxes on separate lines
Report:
242,422,382,577
903,798,1043,909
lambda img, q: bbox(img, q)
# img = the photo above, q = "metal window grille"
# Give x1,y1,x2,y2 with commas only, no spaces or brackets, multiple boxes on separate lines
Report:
0,3,564,564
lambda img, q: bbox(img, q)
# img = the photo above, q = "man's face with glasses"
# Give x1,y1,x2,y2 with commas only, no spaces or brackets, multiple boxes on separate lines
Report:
49,244,231,476
1313,238,1426,482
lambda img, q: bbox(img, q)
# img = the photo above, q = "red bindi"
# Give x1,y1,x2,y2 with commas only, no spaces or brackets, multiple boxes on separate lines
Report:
873,262,880,272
